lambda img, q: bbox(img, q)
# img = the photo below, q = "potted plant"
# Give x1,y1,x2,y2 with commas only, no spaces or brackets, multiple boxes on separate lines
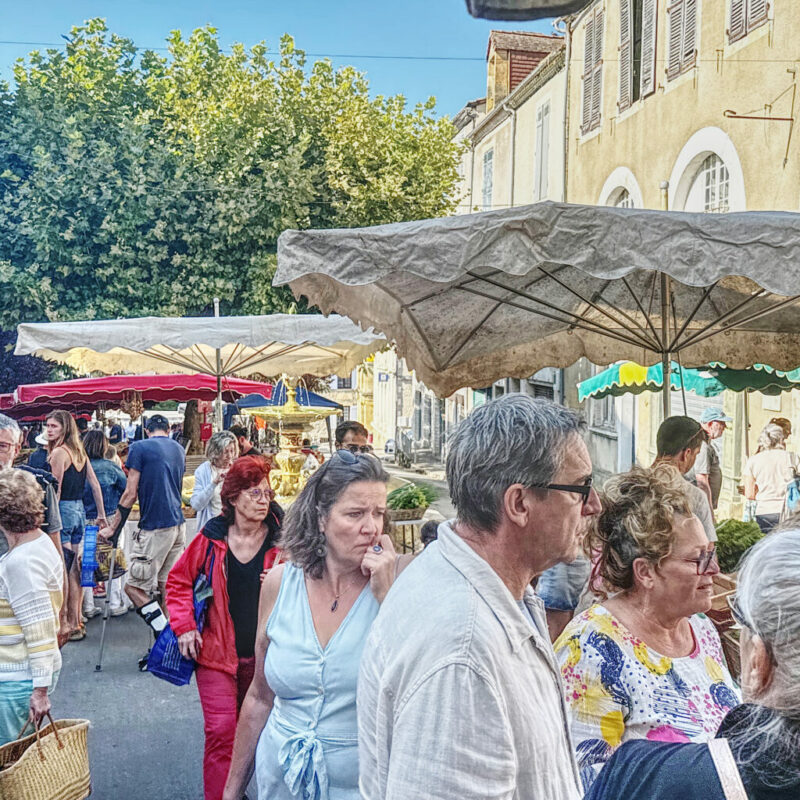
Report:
386,483,436,522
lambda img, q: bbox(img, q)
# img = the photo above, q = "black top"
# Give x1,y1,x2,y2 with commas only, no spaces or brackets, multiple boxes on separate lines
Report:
60,459,87,501
226,534,273,658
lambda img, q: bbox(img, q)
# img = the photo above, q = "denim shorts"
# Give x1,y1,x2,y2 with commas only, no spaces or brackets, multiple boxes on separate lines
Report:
537,558,591,612
59,499,86,547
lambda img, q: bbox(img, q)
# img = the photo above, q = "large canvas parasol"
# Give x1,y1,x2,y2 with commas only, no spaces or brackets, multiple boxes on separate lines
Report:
15,313,384,427
275,201,800,413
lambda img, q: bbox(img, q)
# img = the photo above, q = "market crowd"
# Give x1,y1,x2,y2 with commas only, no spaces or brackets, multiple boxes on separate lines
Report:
0,398,797,800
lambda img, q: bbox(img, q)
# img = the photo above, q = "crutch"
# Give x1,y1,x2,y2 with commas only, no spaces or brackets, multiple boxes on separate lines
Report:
95,520,124,672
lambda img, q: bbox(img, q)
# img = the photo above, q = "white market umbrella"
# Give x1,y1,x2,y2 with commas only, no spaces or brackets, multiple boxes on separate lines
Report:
16,312,384,427
275,201,800,412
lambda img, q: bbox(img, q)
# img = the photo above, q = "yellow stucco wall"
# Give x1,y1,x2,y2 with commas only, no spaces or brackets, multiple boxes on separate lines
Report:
568,0,800,519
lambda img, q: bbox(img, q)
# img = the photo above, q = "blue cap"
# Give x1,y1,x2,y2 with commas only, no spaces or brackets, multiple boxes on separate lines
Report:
700,407,732,424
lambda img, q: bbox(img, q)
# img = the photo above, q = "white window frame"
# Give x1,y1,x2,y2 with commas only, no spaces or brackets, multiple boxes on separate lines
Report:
701,154,730,213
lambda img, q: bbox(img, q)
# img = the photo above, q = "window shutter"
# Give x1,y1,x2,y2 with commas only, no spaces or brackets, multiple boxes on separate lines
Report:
539,103,550,199
748,0,769,30
582,16,596,133
682,0,697,69
535,105,545,200
729,0,746,41
618,0,633,112
592,10,605,126
640,0,657,97
667,0,685,79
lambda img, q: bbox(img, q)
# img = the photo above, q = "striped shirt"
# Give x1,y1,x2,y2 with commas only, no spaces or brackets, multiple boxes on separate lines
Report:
0,534,63,687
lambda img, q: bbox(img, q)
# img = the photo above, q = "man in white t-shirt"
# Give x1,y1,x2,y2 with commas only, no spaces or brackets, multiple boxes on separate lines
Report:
653,416,716,542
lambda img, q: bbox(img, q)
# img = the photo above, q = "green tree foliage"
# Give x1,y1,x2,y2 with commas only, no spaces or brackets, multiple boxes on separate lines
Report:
0,20,461,328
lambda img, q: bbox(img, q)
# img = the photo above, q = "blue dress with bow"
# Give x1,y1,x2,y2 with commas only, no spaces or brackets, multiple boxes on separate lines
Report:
255,563,378,800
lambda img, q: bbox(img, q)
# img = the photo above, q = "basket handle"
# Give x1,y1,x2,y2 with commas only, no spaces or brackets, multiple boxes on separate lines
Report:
15,712,64,760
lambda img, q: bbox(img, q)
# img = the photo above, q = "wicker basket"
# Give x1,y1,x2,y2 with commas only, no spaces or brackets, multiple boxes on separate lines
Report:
0,716,90,800
387,507,427,522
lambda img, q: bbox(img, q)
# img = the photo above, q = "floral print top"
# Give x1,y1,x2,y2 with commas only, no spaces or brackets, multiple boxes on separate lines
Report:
554,604,740,789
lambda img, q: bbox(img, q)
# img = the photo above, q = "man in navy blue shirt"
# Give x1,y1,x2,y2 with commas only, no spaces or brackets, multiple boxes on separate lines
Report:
101,414,185,659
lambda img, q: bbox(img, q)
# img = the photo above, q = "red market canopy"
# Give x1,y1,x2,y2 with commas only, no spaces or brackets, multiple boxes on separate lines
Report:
3,374,274,421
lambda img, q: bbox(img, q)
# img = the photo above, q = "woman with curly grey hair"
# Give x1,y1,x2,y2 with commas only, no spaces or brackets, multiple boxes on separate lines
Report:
222,450,413,800
191,431,239,529
585,525,800,799
554,464,740,790
0,469,64,743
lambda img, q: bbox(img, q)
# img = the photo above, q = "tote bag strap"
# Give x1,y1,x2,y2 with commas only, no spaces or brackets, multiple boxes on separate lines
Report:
707,739,748,800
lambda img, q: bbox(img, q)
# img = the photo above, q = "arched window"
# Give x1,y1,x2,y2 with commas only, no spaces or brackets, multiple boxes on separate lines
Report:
684,154,730,213
612,188,634,208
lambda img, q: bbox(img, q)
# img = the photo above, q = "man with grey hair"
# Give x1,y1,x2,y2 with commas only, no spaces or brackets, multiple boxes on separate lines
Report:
358,395,601,800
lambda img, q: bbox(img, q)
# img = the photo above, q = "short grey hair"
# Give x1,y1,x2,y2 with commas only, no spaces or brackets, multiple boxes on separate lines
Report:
446,394,586,532
280,452,390,579
205,431,238,464
0,414,21,440
731,526,800,788
757,423,785,452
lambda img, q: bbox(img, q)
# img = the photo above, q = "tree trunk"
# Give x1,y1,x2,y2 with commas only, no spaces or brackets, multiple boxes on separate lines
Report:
183,400,202,455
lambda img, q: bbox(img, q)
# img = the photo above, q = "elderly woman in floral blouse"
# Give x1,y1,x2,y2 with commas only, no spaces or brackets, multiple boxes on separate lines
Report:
555,465,740,790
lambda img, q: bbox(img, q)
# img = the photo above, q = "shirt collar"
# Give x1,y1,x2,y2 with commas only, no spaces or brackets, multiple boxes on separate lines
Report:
436,521,551,654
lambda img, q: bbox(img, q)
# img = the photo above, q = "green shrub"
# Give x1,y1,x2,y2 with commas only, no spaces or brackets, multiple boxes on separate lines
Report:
714,519,764,574
386,483,436,510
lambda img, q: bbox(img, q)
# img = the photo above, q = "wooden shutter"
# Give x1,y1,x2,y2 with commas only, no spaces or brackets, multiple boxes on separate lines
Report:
729,0,746,42
582,15,596,133
592,10,605,126
538,103,550,199
748,0,769,30
667,0,684,79
640,0,657,97
682,0,697,70
618,0,633,112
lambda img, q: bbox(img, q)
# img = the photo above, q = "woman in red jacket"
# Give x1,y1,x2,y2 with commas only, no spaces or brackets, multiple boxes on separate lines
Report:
166,455,283,800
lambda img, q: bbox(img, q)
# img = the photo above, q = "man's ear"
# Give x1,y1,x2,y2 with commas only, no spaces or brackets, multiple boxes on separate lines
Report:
502,483,532,528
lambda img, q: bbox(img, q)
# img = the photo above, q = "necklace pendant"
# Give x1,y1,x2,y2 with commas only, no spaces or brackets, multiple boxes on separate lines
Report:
330,599,339,612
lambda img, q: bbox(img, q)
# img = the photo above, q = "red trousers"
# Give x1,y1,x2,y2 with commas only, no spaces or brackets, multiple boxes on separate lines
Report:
195,657,256,800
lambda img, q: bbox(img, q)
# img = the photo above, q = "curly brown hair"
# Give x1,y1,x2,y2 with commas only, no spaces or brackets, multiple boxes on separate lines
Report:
0,469,45,534
586,464,692,599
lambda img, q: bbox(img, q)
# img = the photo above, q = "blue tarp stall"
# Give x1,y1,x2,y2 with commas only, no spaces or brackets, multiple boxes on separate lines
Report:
223,380,342,429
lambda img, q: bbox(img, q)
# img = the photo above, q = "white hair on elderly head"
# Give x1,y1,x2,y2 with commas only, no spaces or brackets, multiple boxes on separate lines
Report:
0,413,21,439
756,422,785,452
205,430,238,464
446,394,585,533
730,526,800,787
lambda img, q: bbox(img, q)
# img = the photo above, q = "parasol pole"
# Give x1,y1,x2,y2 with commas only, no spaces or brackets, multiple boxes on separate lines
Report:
214,298,223,431
659,181,671,421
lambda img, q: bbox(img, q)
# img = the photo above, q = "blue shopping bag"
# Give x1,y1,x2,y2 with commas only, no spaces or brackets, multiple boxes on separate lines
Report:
147,544,215,686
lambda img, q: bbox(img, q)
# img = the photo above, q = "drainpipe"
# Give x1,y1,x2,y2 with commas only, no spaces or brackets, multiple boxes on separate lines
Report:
559,16,573,202
468,111,477,211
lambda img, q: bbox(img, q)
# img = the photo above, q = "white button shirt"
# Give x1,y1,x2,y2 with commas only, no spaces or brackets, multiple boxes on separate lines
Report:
358,521,581,800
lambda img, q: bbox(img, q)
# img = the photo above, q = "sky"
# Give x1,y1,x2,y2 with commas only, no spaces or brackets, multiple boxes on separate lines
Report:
0,0,556,117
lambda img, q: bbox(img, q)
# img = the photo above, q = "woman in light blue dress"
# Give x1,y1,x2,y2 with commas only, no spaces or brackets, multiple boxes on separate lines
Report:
222,451,414,800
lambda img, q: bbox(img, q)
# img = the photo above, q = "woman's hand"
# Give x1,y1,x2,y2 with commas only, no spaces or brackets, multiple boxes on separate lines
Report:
360,534,398,604
29,687,51,725
177,630,203,660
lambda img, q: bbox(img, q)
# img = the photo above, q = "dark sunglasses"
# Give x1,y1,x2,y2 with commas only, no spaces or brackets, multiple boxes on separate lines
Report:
545,476,593,506
678,545,717,575
339,444,374,454
334,448,379,465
